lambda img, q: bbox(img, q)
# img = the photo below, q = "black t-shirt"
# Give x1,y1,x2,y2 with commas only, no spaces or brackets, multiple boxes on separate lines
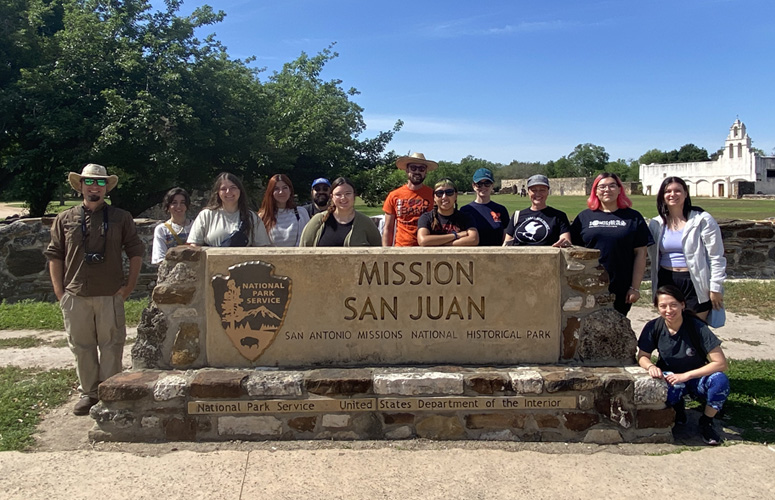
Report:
505,206,570,246
569,208,653,296
316,217,353,247
638,316,722,373
417,210,473,235
460,201,509,246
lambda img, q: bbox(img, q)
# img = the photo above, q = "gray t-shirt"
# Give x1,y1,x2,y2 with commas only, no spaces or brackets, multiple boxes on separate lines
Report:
187,208,271,247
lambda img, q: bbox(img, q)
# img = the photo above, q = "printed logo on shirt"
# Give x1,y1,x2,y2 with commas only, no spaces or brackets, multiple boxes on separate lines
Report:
685,347,696,357
490,211,501,223
515,216,550,244
589,219,627,227
395,198,431,219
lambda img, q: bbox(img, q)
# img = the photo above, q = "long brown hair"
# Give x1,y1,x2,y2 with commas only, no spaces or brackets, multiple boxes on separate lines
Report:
259,174,298,232
206,172,254,240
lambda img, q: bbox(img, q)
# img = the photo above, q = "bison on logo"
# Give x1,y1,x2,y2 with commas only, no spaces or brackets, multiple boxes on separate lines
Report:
212,261,292,361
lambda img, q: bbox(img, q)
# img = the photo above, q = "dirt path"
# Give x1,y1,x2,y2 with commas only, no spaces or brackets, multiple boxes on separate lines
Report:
0,202,27,219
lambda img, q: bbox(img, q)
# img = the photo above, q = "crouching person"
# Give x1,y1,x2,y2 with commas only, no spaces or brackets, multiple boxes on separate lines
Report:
45,164,144,415
637,285,729,445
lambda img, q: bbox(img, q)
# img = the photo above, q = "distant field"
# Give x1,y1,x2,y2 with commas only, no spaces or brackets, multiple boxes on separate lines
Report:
6,193,773,221
356,194,775,221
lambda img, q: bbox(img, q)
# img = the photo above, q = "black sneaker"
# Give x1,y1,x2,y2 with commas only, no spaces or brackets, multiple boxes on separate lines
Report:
700,422,722,445
673,400,687,425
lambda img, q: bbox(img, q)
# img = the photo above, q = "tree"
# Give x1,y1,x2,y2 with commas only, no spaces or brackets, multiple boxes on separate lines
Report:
638,149,667,165
263,44,401,201
675,144,709,163
567,143,609,178
2,3,401,215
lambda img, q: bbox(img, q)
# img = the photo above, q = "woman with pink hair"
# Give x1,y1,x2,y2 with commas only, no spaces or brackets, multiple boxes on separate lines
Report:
570,173,654,316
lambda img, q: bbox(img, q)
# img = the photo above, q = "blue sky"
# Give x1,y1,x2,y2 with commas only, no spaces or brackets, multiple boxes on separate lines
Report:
174,0,774,164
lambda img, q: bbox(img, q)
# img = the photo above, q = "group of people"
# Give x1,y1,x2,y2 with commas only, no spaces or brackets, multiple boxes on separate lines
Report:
47,158,730,445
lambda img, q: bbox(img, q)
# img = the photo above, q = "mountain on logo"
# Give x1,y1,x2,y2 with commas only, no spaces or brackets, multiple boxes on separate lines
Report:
248,306,281,321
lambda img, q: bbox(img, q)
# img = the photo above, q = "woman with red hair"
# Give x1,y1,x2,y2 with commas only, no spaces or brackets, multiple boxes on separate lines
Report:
259,174,310,247
570,173,654,316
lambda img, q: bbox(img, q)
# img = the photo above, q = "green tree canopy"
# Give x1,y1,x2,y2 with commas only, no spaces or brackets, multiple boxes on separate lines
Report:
1,1,400,215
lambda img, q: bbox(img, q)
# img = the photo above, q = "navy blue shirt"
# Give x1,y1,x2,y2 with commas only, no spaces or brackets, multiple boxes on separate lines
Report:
460,201,510,246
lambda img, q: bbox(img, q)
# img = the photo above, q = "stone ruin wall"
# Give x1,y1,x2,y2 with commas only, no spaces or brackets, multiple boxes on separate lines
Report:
1,217,773,304
501,177,592,196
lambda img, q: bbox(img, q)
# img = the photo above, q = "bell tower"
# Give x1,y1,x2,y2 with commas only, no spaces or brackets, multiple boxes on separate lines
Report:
724,119,752,159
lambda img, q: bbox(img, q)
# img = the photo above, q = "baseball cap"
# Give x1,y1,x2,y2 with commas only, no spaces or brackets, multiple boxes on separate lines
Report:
472,168,494,183
311,178,331,188
527,175,550,188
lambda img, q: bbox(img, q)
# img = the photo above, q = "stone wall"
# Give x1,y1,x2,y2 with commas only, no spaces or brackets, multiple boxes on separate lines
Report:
90,365,673,444
0,217,159,302
95,246,670,443
2,217,772,304
501,177,592,196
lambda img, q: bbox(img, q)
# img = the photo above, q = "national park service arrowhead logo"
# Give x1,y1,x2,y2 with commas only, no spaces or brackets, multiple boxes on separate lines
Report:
212,261,292,361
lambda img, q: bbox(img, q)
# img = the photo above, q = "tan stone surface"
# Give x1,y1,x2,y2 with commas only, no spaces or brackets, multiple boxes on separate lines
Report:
205,247,561,367
2,446,775,500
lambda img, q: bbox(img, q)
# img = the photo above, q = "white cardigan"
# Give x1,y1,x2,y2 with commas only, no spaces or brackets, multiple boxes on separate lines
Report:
648,210,726,303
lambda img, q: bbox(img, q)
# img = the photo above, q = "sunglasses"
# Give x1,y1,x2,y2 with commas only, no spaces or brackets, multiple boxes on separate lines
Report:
475,181,493,188
82,178,107,187
407,165,427,173
434,188,456,197
313,185,330,192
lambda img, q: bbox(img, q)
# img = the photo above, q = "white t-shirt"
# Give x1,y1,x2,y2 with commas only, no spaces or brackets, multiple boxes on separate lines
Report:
187,208,271,247
269,207,310,247
152,219,193,264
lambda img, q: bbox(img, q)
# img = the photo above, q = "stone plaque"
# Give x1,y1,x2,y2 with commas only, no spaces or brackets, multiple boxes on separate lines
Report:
205,247,562,367
187,396,577,415
188,398,376,415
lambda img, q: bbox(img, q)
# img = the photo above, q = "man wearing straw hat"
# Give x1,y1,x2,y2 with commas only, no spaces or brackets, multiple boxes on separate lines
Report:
45,164,144,416
382,152,436,246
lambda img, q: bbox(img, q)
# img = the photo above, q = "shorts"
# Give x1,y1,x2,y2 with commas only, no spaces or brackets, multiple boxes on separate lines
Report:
657,267,712,313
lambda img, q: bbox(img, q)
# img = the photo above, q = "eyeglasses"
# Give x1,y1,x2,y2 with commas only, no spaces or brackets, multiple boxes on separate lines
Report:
596,183,619,191
82,178,106,187
313,185,330,192
219,185,239,192
407,164,427,173
434,188,456,197
475,181,493,188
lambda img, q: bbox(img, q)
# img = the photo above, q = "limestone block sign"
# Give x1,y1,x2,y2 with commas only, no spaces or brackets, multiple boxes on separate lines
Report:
211,261,292,361
205,248,562,367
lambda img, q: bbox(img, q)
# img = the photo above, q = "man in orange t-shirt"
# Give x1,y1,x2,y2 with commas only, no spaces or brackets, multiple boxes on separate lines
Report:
382,152,436,246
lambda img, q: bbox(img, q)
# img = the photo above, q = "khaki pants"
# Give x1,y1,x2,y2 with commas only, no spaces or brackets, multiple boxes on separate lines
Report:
59,293,126,398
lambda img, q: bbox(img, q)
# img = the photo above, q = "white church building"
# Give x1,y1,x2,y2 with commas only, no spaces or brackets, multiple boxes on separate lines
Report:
639,119,775,198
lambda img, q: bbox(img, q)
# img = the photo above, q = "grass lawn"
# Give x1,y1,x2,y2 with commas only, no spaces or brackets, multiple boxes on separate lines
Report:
356,194,775,221
0,367,76,451
0,298,148,330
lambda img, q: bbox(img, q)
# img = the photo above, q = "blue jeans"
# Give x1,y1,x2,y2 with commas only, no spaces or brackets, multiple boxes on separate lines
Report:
666,372,730,412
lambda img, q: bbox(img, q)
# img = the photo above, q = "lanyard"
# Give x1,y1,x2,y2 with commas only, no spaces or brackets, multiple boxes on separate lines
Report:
82,204,108,254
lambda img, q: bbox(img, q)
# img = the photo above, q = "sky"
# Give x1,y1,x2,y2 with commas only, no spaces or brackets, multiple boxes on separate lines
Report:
172,0,775,164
